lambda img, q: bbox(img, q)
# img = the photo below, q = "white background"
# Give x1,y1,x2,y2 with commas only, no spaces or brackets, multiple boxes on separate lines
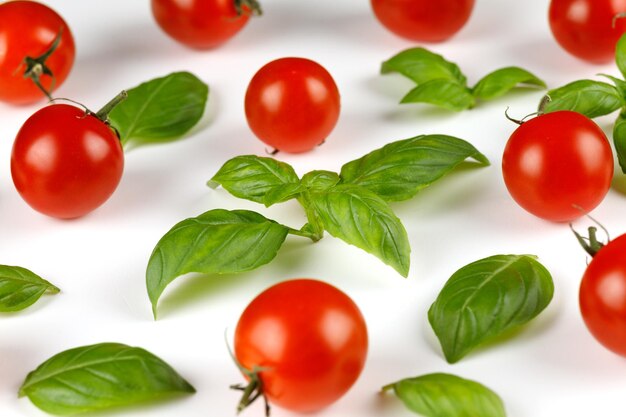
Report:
1,0,626,416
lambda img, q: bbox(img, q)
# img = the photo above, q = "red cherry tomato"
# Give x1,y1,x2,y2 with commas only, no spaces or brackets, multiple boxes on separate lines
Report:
370,0,475,42
549,0,626,63
0,0,75,105
245,57,341,153
151,0,257,49
11,104,124,219
502,111,613,222
580,233,626,356
234,279,368,413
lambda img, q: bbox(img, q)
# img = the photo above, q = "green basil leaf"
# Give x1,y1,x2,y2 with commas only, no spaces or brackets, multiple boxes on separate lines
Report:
428,255,554,363
614,111,626,173
310,185,410,276
617,33,626,79
19,343,194,415
381,47,467,86
401,79,475,111
472,66,546,100
599,73,626,98
109,72,209,147
0,265,59,312
301,170,341,191
541,80,623,118
208,155,301,206
384,373,506,417
147,209,289,317
340,135,489,202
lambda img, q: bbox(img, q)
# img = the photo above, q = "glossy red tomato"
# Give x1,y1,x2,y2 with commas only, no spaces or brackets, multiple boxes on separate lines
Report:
245,57,340,153
502,111,613,222
549,0,626,63
580,233,626,356
11,104,124,219
151,0,258,49
370,0,475,42
0,0,75,105
234,279,368,413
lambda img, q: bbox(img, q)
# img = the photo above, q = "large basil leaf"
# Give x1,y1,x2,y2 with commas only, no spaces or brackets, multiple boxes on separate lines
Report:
401,79,475,111
19,343,194,415
147,209,289,317
381,48,467,86
384,373,506,417
310,185,410,277
428,255,554,363
541,80,623,118
109,72,209,147
0,265,59,312
340,135,489,202
614,111,626,173
617,33,626,79
472,67,545,100
208,155,302,206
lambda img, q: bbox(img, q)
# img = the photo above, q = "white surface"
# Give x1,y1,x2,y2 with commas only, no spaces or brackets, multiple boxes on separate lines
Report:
1,0,626,416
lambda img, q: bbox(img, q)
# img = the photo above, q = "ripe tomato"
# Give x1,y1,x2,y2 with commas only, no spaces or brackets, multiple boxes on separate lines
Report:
370,0,475,42
151,0,259,49
580,233,626,356
245,57,340,153
549,0,626,63
11,104,124,219
0,0,75,105
233,279,368,413
502,111,613,222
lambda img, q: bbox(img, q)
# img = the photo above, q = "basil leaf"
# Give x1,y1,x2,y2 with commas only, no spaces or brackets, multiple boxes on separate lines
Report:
599,73,626,98
614,111,626,173
617,33,626,79
541,80,623,118
310,185,410,277
401,79,475,111
381,47,467,86
208,155,301,206
340,135,489,202
472,66,546,100
109,72,209,147
147,209,289,317
301,170,341,191
0,265,59,312
428,255,554,363
19,343,194,415
384,373,506,417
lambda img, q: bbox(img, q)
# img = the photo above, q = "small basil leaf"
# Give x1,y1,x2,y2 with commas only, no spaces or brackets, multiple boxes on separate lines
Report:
19,343,194,415
0,265,59,312
541,80,623,118
301,170,341,191
401,79,475,111
340,135,489,202
599,73,626,98
147,209,289,317
208,155,301,206
384,373,506,417
109,72,209,147
429,255,554,363
381,47,467,85
310,185,410,277
617,33,626,79
614,111,626,173
472,66,546,100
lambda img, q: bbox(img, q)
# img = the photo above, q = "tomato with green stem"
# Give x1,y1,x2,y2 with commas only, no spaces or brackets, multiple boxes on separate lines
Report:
0,0,75,104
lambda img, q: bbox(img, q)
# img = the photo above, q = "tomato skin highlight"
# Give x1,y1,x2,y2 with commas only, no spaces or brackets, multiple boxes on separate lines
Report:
0,0,75,105
11,104,124,219
245,57,340,153
549,0,626,63
151,0,250,49
502,111,613,222
370,0,475,42
580,234,626,356
234,279,368,413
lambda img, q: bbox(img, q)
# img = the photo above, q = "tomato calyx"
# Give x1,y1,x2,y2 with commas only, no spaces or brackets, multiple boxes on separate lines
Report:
20,29,65,101
234,0,263,17
505,97,552,126
571,215,610,257
227,339,271,416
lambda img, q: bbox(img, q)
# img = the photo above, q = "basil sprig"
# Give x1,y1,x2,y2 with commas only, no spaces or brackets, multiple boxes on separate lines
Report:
382,48,545,111
148,135,489,316
19,343,195,415
429,255,554,363
0,265,59,312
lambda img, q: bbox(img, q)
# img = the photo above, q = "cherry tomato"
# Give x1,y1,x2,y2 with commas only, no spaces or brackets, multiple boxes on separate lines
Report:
370,0,475,42
233,279,368,413
580,233,626,356
502,111,613,222
0,0,75,105
151,0,259,49
11,104,124,219
245,57,340,153
549,0,626,63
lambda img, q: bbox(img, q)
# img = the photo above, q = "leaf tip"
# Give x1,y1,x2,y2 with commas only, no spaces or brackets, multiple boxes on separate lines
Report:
207,179,220,189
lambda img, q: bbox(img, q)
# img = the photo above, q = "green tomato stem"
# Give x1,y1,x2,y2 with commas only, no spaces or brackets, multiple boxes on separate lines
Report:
96,90,128,122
